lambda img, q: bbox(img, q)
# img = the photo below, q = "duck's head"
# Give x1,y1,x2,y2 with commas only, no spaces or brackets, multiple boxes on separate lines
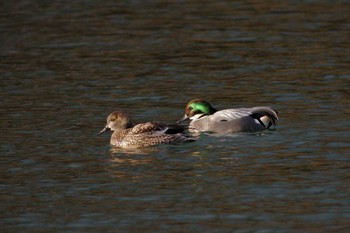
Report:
177,99,217,123
99,111,133,134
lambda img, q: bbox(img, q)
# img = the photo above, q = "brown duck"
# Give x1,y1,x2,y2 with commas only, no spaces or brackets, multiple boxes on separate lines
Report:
99,111,192,149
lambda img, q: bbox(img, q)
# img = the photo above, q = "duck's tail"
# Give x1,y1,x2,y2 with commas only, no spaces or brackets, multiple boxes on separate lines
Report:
250,107,279,129
163,124,185,134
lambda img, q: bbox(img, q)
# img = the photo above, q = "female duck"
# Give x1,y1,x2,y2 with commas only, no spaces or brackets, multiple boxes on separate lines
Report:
99,111,191,149
177,99,279,133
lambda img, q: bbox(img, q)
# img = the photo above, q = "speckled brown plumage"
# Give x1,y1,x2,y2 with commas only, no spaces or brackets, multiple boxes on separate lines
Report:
99,111,192,149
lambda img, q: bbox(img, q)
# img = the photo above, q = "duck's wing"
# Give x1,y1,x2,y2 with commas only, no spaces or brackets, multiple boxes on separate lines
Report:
213,107,278,126
121,123,192,148
130,122,164,134
131,122,185,135
212,109,253,120
203,107,279,132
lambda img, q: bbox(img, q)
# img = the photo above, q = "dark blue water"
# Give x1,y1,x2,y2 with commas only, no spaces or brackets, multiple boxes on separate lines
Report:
1,1,349,232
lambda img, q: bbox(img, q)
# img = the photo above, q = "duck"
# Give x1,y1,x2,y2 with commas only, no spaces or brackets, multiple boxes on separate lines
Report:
99,111,192,149
177,99,279,133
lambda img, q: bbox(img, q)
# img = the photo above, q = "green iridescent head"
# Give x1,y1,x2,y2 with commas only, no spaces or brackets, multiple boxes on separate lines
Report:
177,99,217,123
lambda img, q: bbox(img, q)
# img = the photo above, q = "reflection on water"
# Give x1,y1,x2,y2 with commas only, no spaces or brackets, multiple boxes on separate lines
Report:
110,146,160,155
1,0,350,232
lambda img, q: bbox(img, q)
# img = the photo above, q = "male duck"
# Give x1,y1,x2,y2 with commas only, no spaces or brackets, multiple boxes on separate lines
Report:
99,111,192,149
177,99,279,133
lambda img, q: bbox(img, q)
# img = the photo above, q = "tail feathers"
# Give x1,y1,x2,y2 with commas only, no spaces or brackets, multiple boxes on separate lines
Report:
250,107,279,129
164,124,185,134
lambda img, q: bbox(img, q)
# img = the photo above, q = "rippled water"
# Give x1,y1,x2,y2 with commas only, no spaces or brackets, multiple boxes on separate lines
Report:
1,1,350,232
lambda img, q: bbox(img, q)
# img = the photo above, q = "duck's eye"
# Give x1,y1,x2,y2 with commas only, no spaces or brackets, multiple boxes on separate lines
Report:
188,106,193,111
110,118,116,122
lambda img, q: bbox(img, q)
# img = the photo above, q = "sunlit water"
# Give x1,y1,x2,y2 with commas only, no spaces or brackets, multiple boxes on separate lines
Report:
1,1,349,232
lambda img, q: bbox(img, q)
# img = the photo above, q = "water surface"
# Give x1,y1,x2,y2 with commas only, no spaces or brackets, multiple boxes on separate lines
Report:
1,1,349,232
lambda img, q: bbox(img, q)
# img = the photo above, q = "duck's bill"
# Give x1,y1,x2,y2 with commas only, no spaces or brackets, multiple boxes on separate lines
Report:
177,114,189,124
98,126,111,135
